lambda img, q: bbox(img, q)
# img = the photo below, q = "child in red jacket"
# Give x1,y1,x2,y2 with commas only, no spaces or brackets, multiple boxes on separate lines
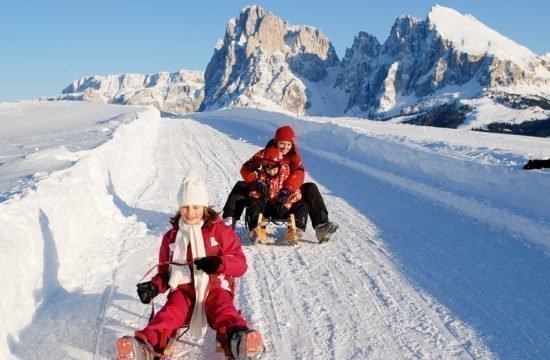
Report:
116,169,263,360
246,147,309,242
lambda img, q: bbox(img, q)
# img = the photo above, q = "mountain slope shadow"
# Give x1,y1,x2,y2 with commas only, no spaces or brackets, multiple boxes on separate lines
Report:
107,171,170,237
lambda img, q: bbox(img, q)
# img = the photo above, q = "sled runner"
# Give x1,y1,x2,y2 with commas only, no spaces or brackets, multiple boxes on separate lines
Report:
250,213,302,246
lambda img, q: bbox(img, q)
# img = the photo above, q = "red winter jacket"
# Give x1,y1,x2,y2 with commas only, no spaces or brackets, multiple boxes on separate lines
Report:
249,164,302,209
151,219,247,296
240,139,305,192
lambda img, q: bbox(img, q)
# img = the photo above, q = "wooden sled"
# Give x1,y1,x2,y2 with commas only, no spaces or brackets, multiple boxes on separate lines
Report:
252,213,302,246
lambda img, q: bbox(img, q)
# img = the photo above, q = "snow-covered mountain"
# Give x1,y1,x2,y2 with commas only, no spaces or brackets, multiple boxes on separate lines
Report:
1,101,549,359
199,5,342,114
336,5,550,120
54,5,550,135
58,70,204,115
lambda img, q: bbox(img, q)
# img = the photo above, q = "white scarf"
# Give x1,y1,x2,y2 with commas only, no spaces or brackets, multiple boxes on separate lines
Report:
168,218,210,339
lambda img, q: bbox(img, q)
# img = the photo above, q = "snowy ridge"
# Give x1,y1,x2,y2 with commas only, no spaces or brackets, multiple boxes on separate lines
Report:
0,101,152,199
427,5,536,65
338,5,550,119
0,106,161,358
59,70,205,115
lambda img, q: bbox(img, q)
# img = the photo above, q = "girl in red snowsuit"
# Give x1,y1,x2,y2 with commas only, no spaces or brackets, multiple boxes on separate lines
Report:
116,169,263,360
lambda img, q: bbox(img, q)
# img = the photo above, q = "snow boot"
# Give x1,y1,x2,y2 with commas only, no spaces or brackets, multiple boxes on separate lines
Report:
116,336,154,360
229,327,264,359
315,222,339,243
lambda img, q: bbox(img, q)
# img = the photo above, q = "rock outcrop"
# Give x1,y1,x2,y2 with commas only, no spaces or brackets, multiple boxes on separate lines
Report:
59,70,204,115
199,5,340,113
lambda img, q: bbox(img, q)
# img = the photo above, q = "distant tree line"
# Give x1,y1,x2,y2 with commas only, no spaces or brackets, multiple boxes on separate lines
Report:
404,103,473,128
473,118,550,138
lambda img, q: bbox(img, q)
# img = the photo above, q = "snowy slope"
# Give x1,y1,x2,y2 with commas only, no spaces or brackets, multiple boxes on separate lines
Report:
1,103,549,359
0,101,151,200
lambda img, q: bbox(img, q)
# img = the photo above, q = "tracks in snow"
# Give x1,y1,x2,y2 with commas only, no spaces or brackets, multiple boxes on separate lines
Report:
96,117,494,359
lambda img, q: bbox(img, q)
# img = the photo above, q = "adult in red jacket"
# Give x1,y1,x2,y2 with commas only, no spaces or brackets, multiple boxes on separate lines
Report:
116,169,263,360
222,125,339,243
240,126,305,193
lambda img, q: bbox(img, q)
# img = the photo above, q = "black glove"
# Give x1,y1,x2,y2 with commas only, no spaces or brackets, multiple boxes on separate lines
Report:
276,188,291,213
255,179,269,198
136,281,159,304
194,256,223,275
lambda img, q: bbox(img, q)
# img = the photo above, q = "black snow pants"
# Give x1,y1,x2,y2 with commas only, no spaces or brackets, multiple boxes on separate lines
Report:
222,181,328,228
245,198,309,231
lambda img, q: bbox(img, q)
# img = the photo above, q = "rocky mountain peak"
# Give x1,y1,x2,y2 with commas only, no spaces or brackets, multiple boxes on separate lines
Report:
346,31,380,60
337,5,550,118
200,6,340,113
389,15,423,40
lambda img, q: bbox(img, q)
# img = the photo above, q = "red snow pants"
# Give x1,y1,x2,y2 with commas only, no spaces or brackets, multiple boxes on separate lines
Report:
135,286,247,348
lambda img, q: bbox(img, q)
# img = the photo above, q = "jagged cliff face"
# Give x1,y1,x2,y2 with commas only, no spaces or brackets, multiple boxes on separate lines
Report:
200,5,339,113
337,6,550,117
59,70,204,115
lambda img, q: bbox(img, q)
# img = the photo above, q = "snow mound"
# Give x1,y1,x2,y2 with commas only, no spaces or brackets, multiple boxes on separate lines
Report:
0,104,161,358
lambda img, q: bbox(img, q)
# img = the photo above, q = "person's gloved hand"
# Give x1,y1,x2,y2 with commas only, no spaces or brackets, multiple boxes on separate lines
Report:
136,281,159,304
194,256,223,274
276,188,291,213
255,179,269,198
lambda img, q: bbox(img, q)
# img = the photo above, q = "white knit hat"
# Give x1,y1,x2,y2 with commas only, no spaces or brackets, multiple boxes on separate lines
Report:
177,168,209,207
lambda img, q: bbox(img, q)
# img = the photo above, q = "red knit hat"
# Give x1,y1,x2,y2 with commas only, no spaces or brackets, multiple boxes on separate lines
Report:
274,126,295,144
262,147,283,167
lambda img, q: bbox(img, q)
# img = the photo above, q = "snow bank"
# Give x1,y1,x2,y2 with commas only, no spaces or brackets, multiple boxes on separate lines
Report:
0,106,161,358
301,125,550,250
0,101,146,199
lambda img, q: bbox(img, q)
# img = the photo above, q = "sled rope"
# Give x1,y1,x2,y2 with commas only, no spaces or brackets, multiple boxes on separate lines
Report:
138,261,189,283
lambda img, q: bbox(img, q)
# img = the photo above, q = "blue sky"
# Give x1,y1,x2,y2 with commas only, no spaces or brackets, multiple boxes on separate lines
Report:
1,0,548,102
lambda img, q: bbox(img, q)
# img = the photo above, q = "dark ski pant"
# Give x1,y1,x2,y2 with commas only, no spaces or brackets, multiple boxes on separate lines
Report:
135,287,246,350
245,198,309,231
223,181,328,228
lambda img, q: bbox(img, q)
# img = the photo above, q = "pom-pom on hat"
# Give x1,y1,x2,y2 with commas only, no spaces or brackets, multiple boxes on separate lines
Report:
274,126,295,144
177,168,209,207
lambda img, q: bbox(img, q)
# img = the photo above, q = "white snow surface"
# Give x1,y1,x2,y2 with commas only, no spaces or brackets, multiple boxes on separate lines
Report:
0,101,151,200
460,97,550,129
1,103,549,360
